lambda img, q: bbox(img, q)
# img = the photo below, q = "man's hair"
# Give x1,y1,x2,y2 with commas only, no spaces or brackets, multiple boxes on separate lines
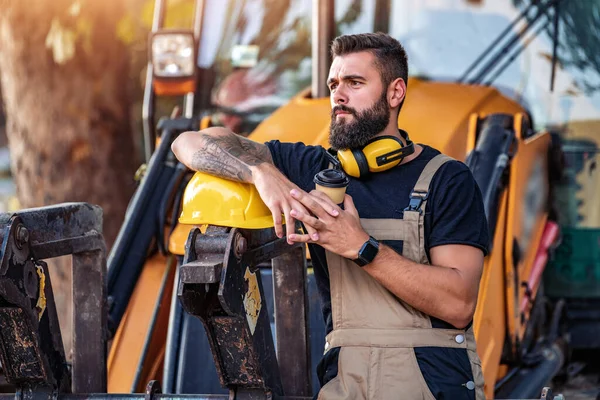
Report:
330,32,408,110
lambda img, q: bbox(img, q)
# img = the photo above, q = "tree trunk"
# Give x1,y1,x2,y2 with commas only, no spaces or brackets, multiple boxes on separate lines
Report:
0,0,138,356
0,82,6,147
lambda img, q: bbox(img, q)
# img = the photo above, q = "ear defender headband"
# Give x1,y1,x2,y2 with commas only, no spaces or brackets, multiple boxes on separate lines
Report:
335,133,415,178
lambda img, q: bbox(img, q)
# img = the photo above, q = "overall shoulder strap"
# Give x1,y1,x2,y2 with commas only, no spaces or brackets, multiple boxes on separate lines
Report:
402,154,454,265
404,154,454,214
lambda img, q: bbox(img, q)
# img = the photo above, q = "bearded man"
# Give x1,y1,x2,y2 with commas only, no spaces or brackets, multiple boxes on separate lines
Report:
172,32,489,400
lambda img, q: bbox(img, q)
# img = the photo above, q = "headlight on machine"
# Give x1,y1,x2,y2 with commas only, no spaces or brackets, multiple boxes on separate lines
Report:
150,30,197,96
151,30,195,77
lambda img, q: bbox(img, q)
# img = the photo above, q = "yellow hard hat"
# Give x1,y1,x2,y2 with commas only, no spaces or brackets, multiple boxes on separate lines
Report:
178,171,274,229
168,223,203,255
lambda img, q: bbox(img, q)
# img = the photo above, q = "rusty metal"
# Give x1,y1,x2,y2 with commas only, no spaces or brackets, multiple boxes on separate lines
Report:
0,203,107,394
178,224,308,397
179,227,283,393
72,250,107,393
233,389,272,400
194,233,230,255
272,247,312,397
0,216,69,392
180,262,222,284
0,205,316,399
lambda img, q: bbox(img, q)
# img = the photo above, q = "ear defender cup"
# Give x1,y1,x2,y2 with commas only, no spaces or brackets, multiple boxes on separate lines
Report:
336,149,359,178
337,134,415,178
351,148,370,178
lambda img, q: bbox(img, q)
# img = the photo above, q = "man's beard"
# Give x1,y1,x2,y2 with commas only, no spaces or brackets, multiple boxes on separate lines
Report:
329,93,390,151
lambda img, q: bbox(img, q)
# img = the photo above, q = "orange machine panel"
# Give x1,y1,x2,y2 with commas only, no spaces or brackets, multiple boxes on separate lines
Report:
108,254,177,392
473,190,509,399
249,79,526,164
503,115,551,349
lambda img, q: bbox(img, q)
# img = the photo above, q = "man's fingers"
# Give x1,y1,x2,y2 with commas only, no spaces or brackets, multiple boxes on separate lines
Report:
288,233,313,243
293,204,321,241
283,206,296,244
299,218,320,241
290,189,329,218
291,208,324,230
309,190,341,217
269,207,284,238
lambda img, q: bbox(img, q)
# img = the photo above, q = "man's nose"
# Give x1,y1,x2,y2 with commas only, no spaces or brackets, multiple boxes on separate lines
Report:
332,87,348,105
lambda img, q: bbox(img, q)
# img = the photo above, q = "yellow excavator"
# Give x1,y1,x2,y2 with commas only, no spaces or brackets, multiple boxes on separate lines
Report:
16,0,590,399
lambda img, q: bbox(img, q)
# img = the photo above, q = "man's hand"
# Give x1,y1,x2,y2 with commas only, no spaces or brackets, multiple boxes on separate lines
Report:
250,164,340,244
287,190,369,259
289,188,483,328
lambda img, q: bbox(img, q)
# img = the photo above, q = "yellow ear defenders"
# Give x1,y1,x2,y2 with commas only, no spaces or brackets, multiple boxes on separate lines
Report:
332,132,415,178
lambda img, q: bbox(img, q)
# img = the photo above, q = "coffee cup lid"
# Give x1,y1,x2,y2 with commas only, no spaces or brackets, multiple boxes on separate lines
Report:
314,169,350,188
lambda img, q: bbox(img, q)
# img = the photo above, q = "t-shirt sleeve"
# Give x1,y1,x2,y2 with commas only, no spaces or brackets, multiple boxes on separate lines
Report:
426,161,490,256
265,140,328,192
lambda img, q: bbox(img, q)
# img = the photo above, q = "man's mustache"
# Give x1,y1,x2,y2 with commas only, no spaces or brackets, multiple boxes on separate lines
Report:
331,105,358,118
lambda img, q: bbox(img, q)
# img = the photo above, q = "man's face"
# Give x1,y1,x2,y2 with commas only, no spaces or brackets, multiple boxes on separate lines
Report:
327,51,390,151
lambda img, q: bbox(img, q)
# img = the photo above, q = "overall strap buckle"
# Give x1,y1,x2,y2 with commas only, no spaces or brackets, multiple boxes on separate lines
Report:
404,191,428,214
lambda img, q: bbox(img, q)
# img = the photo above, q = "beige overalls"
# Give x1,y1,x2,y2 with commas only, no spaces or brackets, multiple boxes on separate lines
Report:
318,155,485,400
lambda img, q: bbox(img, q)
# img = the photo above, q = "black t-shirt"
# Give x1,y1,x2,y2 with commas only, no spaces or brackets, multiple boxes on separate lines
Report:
265,140,489,333
266,139,489,397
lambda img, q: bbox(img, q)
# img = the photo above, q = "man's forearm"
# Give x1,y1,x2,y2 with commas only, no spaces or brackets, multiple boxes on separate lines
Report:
172,128,273,183
363,245,477,328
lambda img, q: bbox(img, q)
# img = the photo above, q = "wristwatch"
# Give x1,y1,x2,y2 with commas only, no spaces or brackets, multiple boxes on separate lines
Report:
352,236,379,267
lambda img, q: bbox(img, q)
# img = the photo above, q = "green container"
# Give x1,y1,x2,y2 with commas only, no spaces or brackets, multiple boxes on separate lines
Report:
544,139,600,298
545,228,600,298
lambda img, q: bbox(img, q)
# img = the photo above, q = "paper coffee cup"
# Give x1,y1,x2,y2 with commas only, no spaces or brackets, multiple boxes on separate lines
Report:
313,169,350,205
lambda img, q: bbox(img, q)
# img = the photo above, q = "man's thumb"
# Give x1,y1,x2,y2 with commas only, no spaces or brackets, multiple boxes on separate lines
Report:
343,194,359,217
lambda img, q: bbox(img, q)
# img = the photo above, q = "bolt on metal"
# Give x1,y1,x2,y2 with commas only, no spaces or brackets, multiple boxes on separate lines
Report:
234,234,247,258
15,225,29,249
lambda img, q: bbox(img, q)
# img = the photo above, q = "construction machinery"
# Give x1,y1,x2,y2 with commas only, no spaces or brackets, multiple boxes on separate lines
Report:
0,0,597,399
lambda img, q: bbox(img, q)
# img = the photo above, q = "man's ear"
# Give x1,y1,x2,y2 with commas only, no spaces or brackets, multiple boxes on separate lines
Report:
388,78,406,109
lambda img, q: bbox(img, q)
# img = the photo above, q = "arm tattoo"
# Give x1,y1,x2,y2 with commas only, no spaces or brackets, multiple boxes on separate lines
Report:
189,133,273,182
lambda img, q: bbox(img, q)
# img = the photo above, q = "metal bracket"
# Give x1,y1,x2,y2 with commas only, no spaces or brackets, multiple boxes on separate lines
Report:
178,224,310,397
0,203,107,393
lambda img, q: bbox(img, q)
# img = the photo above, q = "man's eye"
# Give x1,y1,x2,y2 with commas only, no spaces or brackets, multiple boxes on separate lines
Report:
351,81,361,86
329,83,338,90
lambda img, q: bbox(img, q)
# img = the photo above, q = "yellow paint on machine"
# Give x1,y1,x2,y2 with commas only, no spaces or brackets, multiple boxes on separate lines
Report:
35,265,47,321
243,267,262,335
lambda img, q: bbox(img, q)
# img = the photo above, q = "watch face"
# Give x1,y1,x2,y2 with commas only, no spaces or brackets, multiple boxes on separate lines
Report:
356,237,379,266
362,240,379,262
